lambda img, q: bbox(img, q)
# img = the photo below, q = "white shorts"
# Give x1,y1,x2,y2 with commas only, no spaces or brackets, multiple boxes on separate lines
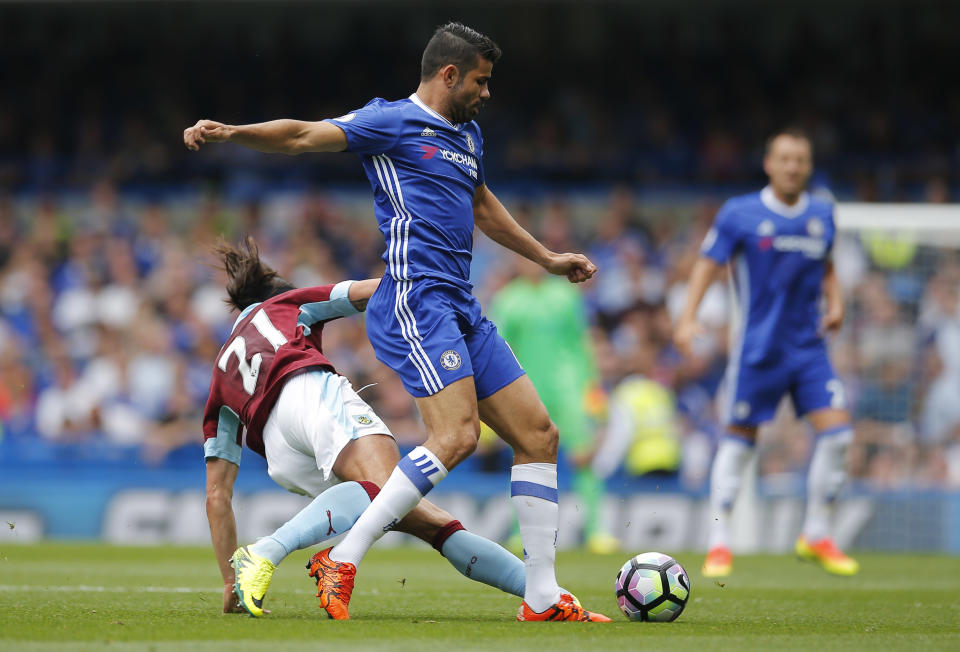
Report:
262,369,393,497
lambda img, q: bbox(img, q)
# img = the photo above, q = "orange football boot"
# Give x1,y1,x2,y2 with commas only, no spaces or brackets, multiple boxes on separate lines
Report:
517,592,612,622
306,547,356,620
796,536,859,576
702,546,733,577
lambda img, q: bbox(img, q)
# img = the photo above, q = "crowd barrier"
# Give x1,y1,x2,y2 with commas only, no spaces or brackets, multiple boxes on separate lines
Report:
2,440,957,553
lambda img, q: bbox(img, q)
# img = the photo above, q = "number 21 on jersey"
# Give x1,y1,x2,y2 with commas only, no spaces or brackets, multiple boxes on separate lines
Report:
217,309,287,395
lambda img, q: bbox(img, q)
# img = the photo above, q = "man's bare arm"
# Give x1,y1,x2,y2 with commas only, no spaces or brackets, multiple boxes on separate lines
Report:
473,184,596,283
821,260,844,332
184,119,347,154
673,256,722,357
205,457,243,613
348,278,381,312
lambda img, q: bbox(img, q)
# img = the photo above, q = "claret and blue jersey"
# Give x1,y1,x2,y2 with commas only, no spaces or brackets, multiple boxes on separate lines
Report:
701,186,843,425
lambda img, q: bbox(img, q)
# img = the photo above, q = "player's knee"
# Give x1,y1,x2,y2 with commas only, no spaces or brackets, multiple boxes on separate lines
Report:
543,420,560,457
426,422,480,468
520,418,558,460
448,428,479,465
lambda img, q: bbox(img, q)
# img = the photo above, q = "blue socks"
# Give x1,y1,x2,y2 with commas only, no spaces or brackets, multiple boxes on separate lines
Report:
438,527,525,598
249,480,377,565
245,474,526,601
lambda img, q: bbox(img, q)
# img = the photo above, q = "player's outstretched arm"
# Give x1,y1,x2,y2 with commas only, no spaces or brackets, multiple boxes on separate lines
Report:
473,184,597,283
674,256,722,357
205,457,244,613
183,119,348,154
821,260,844,332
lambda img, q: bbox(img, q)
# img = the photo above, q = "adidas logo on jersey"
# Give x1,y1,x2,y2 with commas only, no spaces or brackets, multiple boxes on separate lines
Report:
421,127,437,137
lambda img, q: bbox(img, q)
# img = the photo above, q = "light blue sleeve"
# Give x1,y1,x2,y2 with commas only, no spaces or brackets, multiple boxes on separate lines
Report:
203,406,242,466
297,280,358,335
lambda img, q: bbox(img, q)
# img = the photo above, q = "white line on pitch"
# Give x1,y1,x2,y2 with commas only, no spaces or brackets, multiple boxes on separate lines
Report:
0,585,314,594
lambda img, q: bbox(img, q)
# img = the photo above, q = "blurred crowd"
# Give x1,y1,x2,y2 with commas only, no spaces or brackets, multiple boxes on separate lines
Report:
2,2,958,198
1,183,959,491
2,0,959,492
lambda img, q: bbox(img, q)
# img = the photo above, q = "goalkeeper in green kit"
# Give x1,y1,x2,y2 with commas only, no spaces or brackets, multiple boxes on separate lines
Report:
491,256,619,553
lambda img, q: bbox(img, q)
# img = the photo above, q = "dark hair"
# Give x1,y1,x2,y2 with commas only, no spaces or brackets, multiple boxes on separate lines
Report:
765,127,813,155
212,236,294,312
420,22,501,81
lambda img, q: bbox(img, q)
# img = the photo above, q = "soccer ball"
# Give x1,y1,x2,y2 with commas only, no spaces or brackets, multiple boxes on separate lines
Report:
614,552,690,622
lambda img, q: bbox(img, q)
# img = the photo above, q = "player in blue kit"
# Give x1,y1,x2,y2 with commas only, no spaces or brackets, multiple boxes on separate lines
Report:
184,23,607,621
674,128,858,577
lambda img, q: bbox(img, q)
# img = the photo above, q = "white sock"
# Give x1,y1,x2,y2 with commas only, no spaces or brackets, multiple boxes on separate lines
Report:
707,434,754,550
511,463,562,613
802,427,853,542
330,446,447,566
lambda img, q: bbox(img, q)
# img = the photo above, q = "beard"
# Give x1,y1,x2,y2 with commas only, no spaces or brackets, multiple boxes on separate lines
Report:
449,89,485,123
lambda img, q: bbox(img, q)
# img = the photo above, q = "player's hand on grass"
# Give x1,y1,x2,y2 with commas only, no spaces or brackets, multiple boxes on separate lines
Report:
184,120,234,151
222,584,270,616
222,584,245,614
673,317,705,358
544,253,597,283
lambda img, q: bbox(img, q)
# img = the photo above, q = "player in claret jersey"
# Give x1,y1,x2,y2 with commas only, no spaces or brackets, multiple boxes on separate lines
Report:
186,22,607,622
674,128,858,578
203,237,526,618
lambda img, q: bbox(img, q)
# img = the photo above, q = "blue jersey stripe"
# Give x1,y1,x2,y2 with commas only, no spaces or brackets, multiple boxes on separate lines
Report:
383,155,443,391
375,154,433,392
373,154,443,393
398,278,443,392
725,254,750,424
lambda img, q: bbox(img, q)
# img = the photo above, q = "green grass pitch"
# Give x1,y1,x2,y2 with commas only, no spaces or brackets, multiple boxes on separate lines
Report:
1,543,958,651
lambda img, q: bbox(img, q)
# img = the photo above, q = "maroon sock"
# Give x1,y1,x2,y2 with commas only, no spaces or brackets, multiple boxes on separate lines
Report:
357,480,380,501
431,519,466,553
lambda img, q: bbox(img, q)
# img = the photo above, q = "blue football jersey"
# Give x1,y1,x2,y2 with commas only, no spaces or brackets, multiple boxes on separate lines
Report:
327,94,485,289
701,186,836,366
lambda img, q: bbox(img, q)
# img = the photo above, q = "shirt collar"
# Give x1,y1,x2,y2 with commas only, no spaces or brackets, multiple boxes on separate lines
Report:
409,93,461,130
760,185,809,219
231,302,261,332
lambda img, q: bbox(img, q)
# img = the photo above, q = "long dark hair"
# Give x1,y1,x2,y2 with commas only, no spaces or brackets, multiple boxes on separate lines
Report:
211,236,294,312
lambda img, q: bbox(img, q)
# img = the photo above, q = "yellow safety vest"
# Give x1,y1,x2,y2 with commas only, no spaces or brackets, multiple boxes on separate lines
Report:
613,377,682,475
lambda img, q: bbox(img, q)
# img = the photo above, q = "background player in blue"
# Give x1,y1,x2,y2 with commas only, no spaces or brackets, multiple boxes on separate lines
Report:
183,23,607,621
674,128,859,578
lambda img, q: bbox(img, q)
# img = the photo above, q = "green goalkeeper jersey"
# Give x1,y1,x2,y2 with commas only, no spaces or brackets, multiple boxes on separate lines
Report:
490,277,598,441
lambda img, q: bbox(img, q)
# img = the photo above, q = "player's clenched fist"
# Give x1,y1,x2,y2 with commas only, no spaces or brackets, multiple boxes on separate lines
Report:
545,252,597,284
184,119,233,151
673,317,705,358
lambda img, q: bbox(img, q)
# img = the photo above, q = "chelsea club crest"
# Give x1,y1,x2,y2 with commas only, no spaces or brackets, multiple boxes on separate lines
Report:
464,133,475,154
440,350,463,371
